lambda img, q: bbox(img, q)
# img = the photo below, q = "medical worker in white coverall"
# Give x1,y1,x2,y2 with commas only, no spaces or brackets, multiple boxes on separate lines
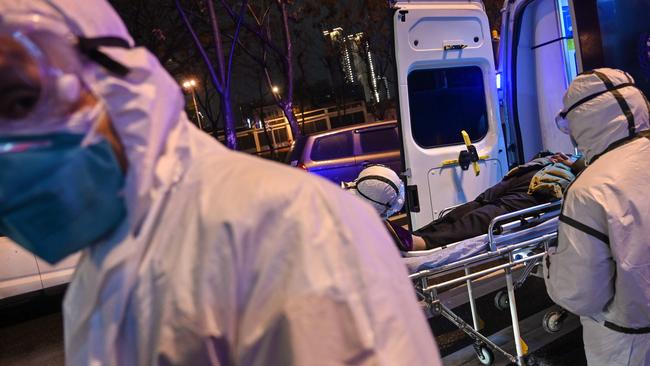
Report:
0,1,441,364
545,68,650,365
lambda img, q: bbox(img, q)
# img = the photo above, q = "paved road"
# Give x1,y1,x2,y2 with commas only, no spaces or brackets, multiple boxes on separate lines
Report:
0,281,586,366
0,292,65,366
435,278,587,365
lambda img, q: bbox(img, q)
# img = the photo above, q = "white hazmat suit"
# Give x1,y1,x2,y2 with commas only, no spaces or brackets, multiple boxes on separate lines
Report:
0,1,441,364
545,68,650,365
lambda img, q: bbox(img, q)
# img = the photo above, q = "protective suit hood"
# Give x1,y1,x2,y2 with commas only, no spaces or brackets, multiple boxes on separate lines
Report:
0,0,190,227
548,68,650,363
342,165,405,219
562,68,650,163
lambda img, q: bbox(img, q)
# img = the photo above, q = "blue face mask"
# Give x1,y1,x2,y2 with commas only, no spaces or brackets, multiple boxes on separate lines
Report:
0,133,127,264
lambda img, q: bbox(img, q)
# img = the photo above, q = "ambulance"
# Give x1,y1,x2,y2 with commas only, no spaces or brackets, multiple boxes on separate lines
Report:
392,0,650,231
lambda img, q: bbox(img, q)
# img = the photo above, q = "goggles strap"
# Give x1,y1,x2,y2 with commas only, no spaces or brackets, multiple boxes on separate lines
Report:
356,189,391,209
640,90,650,123
559,82,635,118
77,36,132,77
356,175,400,197
355,174,399,211
593,70,636,137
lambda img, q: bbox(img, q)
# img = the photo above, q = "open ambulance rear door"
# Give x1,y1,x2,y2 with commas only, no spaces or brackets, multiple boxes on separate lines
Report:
392,0,508,231
498,0,577,165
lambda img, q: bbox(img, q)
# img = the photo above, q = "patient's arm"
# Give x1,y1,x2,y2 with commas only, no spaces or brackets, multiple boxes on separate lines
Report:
412,235,428,251
384,221,430,251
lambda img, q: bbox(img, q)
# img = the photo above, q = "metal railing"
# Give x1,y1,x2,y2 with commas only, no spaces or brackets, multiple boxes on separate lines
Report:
217,101,369,154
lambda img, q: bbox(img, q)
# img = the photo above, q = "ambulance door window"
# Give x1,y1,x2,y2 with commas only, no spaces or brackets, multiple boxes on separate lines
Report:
407,66,489,148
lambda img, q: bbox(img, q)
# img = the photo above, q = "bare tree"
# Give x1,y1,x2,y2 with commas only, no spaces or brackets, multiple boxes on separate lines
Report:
174,0,248,150
221,0,302,140
193,71,220,133
256,69,278,157
111,0,226,132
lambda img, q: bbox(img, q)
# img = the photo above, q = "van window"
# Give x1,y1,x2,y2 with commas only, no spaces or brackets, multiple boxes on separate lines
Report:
407,66,489,148
358,126,400,154
310,132,353,161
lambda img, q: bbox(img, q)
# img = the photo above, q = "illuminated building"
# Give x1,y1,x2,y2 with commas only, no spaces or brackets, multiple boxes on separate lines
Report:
323,27,386,104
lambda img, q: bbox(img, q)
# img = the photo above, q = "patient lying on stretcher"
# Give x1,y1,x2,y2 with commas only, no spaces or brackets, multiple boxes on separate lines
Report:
342,152,583,252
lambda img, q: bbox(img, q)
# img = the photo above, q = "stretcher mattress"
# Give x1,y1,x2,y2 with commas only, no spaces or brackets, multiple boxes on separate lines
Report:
403,218,558,273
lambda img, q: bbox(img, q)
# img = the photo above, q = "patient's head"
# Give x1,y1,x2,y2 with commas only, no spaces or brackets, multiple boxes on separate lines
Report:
534,151,575,167
549,152,571,166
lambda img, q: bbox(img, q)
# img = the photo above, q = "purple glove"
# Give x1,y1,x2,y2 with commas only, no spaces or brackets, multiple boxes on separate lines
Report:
384,220,413,252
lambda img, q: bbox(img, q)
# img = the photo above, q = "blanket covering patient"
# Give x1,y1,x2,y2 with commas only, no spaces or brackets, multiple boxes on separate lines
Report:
343,152,583,251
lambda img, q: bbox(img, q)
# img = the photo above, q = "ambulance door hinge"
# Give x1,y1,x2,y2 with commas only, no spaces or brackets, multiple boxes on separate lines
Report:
399,10,408,22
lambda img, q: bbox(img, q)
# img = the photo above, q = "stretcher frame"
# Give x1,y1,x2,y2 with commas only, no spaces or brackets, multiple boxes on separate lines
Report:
409,201,562,365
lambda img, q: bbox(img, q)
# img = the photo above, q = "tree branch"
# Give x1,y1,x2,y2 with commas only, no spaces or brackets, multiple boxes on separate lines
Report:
226,0,249,91
219,0,288,63
206,0,227,86
174,0,223,93
222,33,269,70
278,1,293,107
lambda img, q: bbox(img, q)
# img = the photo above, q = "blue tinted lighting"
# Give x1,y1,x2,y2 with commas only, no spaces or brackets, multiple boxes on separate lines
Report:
496,73,502,90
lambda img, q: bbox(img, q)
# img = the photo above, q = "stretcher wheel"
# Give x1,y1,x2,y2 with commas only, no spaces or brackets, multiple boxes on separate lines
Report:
474,344,494,365
543,310,564,333
494,290,509,311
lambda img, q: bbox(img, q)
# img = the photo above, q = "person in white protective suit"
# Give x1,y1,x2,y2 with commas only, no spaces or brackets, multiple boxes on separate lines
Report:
545,68,650,365
0,1,442,364
341,165,406,220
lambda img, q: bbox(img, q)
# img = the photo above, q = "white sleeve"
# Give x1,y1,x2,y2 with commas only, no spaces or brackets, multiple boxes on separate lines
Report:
235,185,441,366
544,187,615,317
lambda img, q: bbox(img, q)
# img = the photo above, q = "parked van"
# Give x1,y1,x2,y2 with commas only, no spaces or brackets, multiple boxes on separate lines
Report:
286,120,402,184
0,236,78,301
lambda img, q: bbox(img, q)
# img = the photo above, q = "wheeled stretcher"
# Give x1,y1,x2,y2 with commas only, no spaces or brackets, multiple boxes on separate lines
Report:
403,201,565,365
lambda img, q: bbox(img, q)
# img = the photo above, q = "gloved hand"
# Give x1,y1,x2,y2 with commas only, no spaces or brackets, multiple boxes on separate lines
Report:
528,163,575,200
384,220,413,252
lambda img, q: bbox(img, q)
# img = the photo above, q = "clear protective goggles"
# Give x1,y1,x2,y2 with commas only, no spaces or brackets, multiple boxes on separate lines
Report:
0,99,106,158
555,110,571,135
0,25,87,135
0,138,53,154
0,13,131,137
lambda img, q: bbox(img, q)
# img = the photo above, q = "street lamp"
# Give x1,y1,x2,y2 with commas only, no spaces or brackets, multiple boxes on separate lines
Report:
271,85,280,95
182,78,202,130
